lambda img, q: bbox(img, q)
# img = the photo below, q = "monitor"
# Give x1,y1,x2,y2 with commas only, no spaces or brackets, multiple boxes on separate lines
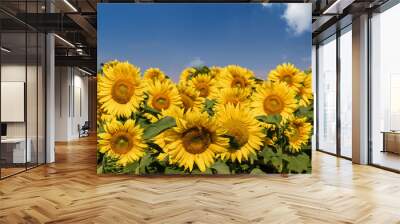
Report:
1,123,7,137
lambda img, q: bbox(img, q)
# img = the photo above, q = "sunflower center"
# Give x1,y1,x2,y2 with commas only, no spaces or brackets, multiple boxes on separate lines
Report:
149,72,160,80
182,127,211,154
225,123,249,149
226,95,241,106
152,95,170,111
111,79,135,104
282,74,292,84
263,95,284,114
288,127,301,142
231,75,246,88
111,132,133,155
181,93,194,109
196,82,210,97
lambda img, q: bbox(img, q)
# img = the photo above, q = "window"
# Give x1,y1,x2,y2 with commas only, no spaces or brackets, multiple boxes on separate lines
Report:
339,27,352,158
0,2,46,179
370,3,400,171
317,35,337,154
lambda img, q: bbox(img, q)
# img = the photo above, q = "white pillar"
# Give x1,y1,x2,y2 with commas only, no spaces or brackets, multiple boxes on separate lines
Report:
45,0,56,163
46,32,55,163
352,14,369,164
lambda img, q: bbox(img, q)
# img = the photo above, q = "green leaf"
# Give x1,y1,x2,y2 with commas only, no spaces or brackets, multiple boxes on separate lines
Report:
248,152,258,165
136,117,151,129
191,168,213,175
260,146,283,172
211,161,231,174
147,142,163,153
284,153,310,173
164,167,186,174
139,154,153,174
123,161,140,174
102,155,124,174
143,116,176,140
256,115,282,126
97,165,103,174
295,106,313,119
240,164,250,170
142,104,160,116
204,99,216,115
250,168,266,175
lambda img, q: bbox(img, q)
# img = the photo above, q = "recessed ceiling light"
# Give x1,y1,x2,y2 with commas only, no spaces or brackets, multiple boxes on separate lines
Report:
54,34,75,48
78,67,92,76
1,47,11,53
63,0,78,12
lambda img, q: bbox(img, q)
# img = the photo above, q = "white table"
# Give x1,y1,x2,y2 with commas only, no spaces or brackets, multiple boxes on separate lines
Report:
1,138,31,163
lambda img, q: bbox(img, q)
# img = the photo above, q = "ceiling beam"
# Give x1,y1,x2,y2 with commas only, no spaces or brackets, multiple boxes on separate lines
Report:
67,13,97,46
55,55,96,72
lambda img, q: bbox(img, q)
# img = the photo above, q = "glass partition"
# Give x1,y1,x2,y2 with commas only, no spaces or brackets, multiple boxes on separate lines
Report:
339,26,352,158
317,35,337,154
0,30,28,177
370,3,400,171
27,30,38,169
0,1,46,179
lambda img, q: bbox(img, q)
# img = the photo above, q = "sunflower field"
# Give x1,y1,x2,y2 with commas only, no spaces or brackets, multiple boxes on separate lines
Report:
97,60,313,175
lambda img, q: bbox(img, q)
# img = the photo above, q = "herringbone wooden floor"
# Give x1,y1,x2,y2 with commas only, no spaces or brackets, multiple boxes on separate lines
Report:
1,136,400,224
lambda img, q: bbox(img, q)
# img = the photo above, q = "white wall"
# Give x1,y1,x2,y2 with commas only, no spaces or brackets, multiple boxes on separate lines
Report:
1,63,46,164
54,67,89,141
1,65,37,138
55,67,69,141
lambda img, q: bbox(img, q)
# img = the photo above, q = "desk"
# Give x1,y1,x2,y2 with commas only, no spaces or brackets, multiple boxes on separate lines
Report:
1,138,31,163
382,131,400,154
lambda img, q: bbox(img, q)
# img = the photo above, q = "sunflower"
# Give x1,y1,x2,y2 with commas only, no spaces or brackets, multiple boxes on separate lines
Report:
179,67,196,83
177,83,205,111
98,62,145,118
101,60,119,72
268,63,305,92
188,74,217,98
211,87,251,111
298,74,313,107
209,66,223,79
146,80,182,112
162,110,228,172
98,119,147,166
154,107,185,149
285,117,312,153
143,68,167,83
219,65,255,90
251,81,297,123
216,104,265,163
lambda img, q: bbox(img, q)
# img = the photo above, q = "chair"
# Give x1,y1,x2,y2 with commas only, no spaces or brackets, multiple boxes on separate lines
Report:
79,121,90,138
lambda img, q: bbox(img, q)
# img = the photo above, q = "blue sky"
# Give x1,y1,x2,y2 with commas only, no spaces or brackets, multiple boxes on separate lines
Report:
98,3,311,81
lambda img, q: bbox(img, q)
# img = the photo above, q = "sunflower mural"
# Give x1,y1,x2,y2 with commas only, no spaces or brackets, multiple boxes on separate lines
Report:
97,60,313,175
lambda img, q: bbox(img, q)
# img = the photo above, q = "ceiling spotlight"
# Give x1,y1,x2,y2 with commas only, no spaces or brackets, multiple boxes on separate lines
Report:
63,0,78,12
1,47,11,53
54,34,75,48
78,67,92,76
322,0,355,15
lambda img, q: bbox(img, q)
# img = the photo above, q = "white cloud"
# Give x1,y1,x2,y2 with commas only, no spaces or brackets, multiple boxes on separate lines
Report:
261,3,273,8
188,57,204,67
282,3,311,36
